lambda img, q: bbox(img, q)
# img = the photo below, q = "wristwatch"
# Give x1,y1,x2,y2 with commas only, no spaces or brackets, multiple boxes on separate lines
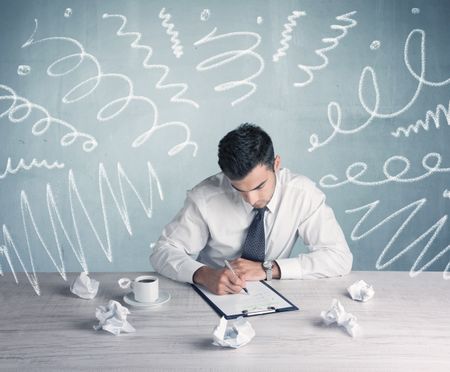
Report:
262,260,273,281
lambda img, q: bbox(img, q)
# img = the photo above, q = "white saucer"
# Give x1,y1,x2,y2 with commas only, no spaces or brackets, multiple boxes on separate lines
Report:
123,291,171,308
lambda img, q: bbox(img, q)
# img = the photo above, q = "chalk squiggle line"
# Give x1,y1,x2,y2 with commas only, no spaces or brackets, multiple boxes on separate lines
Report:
319,152,450,188
0,161,164,295
0,158,64,180
308,29,450,152
194,28,264,106
294,11,357,88
391,100,450,138
102,13,198,108
0,84,98,152
159,8,184,58
22,19,197,156
273,10,306,62
346,198,450,279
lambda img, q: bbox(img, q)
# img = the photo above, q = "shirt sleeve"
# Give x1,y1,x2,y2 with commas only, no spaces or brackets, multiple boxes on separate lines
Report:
276,184,353,279
149,193,209,283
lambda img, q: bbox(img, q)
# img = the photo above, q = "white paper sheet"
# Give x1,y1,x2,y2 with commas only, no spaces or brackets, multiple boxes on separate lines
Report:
194,281,296,317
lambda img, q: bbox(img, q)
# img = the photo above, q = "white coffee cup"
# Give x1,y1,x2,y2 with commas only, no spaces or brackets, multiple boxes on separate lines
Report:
118,275,159,303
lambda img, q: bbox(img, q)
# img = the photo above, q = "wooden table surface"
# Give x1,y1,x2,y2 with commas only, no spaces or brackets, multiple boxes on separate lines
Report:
0,271,449,371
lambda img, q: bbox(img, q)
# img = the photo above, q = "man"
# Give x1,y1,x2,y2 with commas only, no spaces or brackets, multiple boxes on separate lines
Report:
150,124,352,295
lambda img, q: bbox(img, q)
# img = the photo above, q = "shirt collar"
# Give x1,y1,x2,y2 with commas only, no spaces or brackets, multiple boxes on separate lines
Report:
265,170,281,214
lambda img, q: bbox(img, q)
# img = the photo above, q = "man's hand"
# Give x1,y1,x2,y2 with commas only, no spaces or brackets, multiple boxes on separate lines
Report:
229,258,281,281
193,266,247,295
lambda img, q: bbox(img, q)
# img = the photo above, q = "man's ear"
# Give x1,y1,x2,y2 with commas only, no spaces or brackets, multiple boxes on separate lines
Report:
274,155,281,171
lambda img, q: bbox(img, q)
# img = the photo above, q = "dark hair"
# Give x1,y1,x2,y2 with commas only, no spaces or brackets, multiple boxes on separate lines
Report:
218,123,275,180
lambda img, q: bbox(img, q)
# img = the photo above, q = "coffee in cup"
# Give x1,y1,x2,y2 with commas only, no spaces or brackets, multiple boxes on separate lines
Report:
118,275,159,303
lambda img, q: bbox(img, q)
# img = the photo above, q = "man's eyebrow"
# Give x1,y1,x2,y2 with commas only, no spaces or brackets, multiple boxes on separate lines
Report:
231,179,268,193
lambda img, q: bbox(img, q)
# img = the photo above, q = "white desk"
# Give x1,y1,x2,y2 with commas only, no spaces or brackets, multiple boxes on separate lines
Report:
0,271,449,371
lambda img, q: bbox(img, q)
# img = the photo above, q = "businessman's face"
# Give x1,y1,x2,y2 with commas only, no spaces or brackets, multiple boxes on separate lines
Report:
230,156,281,208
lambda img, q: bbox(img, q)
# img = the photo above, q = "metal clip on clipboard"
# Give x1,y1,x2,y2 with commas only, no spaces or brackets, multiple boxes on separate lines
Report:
242,306,276,317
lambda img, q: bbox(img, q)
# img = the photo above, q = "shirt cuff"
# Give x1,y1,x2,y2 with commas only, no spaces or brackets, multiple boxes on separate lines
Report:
177,260,206,284
276,258,303,279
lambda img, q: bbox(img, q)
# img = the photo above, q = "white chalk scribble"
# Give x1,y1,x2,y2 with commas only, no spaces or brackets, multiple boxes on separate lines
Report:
273,10,306,62
0,84,97,152
64,8,72,18
370,40,380,50
308,29,450,152
294,11,357,88
256,16,263,25
0,162,164,295
194,28,264,106
103,13,199,108
443,190,450,199
391,100,450,138
346,198,450,279
0,158,64,180
159,8,184,58
22,19,197,156
17,65,31,75
200,9,210,22
319,152,450,188
411,8,420,15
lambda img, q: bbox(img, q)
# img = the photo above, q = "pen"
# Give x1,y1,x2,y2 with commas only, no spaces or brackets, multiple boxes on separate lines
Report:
224,260,249,295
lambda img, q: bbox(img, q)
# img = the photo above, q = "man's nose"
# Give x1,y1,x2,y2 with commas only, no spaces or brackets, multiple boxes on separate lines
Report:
244,191,259,206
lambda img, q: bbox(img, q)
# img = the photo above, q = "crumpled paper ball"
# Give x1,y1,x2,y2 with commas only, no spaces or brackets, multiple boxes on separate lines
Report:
212,316,255,348
70,272,99,300
93,300,136,335
321,299,359,337
347,280,375,302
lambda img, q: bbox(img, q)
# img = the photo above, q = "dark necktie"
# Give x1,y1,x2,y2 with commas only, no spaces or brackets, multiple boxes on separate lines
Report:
241,207,266,262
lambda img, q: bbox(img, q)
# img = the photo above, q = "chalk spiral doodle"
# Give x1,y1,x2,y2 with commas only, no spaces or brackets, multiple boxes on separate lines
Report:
319,152,450,188
102,13,199,108
159,8,184,58
308,29,450,152
194,28,264,106
22,19,197,156
0,83,98,152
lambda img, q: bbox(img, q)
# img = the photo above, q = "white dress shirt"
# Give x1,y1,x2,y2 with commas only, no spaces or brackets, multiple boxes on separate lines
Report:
150,168,352,283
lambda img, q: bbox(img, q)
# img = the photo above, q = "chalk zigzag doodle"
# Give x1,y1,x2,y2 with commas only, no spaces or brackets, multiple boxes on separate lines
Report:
319,151,450,278
391,100,450,138
22,19,197,156
272,10,306,62
194,28,264,106
0,84,98,152
294,11,357,88
308,29,450,152
0,158,64,180
0,162,164,295
102,13,199,108
345,198,450,279
158,8,184,58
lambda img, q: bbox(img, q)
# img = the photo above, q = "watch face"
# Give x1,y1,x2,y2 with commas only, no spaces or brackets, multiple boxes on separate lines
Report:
263,261,272,269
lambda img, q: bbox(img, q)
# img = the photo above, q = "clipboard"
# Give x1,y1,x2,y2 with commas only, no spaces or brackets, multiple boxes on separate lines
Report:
192,280,299,319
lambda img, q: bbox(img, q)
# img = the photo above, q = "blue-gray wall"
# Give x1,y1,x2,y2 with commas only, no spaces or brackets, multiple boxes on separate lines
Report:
0,0,449,278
